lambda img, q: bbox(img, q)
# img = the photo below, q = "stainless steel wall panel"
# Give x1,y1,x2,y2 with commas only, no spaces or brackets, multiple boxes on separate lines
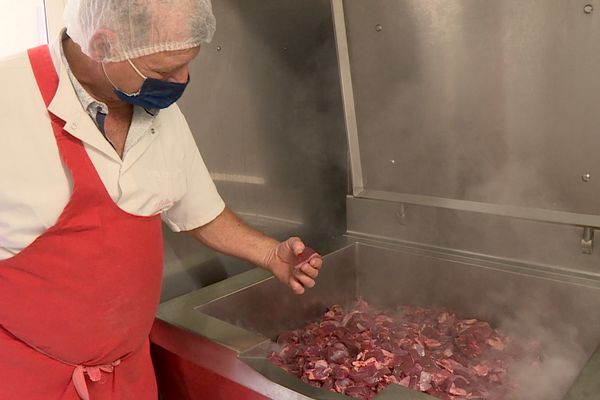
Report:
342,0,600,217
179,0,347,233
161,0,348,300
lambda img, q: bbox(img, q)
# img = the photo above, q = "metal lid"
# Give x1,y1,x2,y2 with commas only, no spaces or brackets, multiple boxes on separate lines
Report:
333,0,600,229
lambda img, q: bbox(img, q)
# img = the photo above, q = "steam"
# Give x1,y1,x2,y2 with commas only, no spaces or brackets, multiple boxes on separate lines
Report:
494,304,589,400
511,350,585,400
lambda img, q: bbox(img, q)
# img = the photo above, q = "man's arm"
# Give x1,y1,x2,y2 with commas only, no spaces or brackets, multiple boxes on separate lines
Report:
184,207,323,294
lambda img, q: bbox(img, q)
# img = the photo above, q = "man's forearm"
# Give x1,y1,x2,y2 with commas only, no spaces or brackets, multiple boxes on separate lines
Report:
184,207,279,270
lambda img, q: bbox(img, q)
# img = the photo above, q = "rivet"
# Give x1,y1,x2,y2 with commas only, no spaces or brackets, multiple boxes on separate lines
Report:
375,24,383,32
582,173,592,182
584,4,593,14
216,45,222,51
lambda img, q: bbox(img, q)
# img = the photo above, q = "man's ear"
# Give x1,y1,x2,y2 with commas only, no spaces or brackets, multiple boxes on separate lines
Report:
88,29,118,60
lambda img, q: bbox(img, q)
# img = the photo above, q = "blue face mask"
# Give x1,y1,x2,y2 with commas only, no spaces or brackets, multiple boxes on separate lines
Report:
102,59,189,109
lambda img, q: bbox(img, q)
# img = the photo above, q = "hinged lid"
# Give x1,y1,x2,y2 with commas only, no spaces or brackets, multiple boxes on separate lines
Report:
333,0,600,231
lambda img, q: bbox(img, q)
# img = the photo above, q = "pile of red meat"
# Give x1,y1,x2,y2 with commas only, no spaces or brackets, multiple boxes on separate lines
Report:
269,300,537,400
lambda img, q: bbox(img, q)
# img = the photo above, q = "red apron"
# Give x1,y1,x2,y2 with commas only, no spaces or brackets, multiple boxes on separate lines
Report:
0,45,164,399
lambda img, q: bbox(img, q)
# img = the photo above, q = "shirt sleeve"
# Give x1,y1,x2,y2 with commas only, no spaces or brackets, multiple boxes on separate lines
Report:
161,107,225,232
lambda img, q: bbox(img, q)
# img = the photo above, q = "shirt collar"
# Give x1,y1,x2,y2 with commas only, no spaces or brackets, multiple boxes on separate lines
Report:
46,29,161,162
47,31,120,162
59,29,108,116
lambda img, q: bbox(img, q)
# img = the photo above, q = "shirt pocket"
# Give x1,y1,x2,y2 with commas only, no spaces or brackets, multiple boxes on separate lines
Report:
145,170,187,213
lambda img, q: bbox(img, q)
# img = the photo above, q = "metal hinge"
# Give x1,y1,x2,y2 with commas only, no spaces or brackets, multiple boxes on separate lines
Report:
582,227,595,254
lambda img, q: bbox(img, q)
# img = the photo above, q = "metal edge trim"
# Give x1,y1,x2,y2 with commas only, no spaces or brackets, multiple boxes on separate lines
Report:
156,308,269,353
331,0,364,195
342,232,600,287
156,244,360,353
158,268,273,316
564,344,600,400
355,190,600,229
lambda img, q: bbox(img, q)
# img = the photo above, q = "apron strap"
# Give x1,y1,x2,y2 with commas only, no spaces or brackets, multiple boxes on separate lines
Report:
26,45,124,400
27,45,59,108
26,44,100,195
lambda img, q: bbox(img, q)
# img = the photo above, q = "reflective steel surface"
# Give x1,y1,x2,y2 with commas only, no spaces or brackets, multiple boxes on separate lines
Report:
346,196,600,275
338,0,600,226
345,0,600,213
155,240,600,399
181,0,347,228
160,0,348,301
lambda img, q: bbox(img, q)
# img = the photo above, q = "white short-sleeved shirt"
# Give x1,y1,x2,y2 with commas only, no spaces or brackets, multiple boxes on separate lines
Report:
0,40,225,260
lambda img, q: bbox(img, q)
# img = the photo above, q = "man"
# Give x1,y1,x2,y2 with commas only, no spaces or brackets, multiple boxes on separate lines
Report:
0,0,323,399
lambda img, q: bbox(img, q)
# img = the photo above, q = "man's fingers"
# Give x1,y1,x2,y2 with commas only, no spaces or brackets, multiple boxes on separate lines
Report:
295,273,316,289
298,263,319,279
289,279,305,295
286,236,304,256
309,256,323,270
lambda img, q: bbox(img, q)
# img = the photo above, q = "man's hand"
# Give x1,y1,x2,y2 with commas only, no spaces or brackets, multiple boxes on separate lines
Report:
263,237,323,295
187,208,323,294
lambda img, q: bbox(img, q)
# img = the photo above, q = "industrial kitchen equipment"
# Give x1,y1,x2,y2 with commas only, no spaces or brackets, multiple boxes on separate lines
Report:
151,1,600,399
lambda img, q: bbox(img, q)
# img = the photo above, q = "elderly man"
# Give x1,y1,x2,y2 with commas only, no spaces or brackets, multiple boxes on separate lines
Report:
0,0,322,399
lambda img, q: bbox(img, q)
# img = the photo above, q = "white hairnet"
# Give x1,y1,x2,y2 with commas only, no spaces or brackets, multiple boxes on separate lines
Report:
64,0,216,62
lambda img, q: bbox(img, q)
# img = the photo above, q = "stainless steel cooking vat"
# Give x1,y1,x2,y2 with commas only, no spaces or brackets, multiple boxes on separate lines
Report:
154,238,600,399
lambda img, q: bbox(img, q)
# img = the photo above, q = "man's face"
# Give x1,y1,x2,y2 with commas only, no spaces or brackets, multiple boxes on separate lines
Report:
103,46,200,95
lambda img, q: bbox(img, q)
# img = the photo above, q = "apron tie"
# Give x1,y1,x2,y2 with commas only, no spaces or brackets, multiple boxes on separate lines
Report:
72,360,121,400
